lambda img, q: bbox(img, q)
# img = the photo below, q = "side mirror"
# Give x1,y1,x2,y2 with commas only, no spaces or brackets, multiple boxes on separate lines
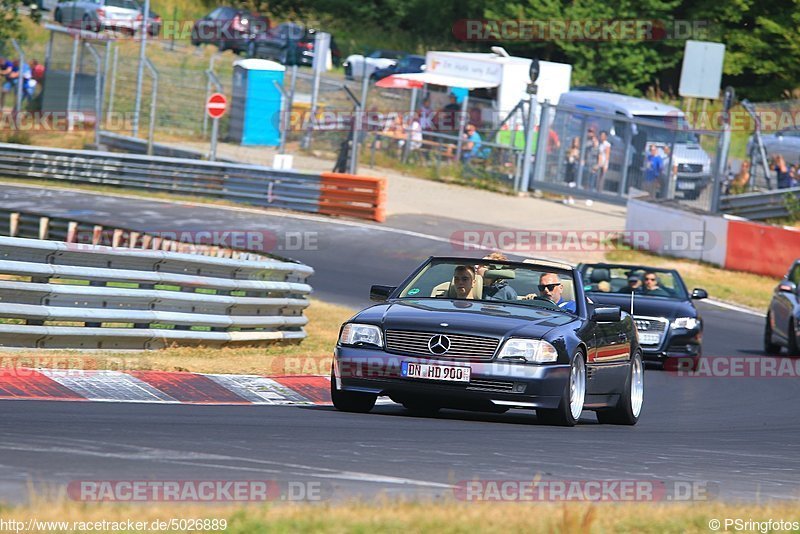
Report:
370,285,396,302
778,280,797,294
691,288,708,300
592,306,621,322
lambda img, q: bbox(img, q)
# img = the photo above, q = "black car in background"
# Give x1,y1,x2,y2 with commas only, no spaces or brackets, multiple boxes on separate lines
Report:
370,54,426,81
246,22,341,67
332,257,643,426
578,263,707,369
191,6,270,54
765,259,800,355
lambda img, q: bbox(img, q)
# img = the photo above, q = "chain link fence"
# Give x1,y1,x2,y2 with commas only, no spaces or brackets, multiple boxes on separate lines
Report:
532,103,722,212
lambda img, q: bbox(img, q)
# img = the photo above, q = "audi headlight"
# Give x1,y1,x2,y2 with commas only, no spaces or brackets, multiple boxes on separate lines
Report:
497,339,558,363
671,317,699,330
339,323,383,347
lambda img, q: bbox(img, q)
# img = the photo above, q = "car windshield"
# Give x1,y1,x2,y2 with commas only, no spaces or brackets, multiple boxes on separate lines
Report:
635,114,699,144
396,259,577,313
582,265,688,300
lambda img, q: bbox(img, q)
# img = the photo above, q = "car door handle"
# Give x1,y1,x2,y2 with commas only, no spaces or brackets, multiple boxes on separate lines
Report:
618,333,628,342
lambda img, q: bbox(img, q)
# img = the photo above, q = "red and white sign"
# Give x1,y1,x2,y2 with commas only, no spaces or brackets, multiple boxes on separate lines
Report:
206,93,227,119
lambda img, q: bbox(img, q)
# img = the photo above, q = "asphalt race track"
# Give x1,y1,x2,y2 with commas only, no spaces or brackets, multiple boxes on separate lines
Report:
1,184,799,503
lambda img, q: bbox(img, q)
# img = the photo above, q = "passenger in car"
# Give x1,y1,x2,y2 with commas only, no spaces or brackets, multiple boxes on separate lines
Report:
618,274,642,294
641,271,671,297
452,265,477,299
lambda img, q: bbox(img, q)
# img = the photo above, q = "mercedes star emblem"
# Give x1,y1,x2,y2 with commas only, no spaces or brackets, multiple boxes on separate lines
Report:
428,334,451,355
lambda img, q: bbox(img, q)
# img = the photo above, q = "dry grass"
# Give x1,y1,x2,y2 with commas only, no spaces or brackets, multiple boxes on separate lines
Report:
0,299,351,375
3,496,800,533
605,248,775,312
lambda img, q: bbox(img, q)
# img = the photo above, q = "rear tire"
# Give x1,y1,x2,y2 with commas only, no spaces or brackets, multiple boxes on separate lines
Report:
330,370,376,413
788,321,799,357
597,351,643,425
537,352,585,427
764,314,781,355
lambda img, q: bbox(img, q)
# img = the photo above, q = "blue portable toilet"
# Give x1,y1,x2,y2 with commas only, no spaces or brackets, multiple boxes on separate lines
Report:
229,59,285,146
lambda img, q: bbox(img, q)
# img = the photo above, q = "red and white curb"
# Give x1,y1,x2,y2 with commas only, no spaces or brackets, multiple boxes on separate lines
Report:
0,368,334,405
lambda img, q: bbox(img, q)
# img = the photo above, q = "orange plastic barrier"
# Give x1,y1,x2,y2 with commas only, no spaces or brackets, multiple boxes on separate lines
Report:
725,220,800,278
318,173,387,222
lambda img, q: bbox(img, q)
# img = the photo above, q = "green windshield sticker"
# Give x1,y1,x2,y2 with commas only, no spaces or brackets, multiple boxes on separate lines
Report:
584,285,592,290
408,288,420,296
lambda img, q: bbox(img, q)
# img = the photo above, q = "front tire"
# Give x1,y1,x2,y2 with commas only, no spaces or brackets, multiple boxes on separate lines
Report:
597,351,643,425
537,352,586,426
764,313,781,355
330,370,376,413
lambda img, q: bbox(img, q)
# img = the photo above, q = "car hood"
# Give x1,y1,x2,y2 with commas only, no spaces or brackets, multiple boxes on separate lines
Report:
352,298,578,338
672,143,712,166
587,292,697,319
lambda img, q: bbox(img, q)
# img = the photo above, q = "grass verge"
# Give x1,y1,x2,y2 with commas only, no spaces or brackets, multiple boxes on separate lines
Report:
0,299,352,375
2,498,799,533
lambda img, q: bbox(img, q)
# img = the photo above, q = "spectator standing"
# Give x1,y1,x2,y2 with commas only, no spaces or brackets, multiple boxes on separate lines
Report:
643,144,664,197
565,136,580,186
582,129,600,189
774,154,791,189
419,95,434,132
728,160,751,195
597,130,611,191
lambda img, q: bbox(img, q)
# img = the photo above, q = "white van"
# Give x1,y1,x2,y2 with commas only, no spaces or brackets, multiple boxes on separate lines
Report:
556,91,713,199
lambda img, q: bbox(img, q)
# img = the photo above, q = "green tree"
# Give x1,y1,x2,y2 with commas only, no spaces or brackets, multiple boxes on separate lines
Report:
0,0,23,57
485,0,683,95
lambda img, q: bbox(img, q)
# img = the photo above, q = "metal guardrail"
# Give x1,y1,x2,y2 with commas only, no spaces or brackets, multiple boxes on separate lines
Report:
0,207,270,261
0,143,386,222
720,187,800,221
0,235,313,349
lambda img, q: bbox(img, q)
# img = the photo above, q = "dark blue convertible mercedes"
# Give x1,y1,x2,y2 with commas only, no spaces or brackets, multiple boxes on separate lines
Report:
331,257,643,426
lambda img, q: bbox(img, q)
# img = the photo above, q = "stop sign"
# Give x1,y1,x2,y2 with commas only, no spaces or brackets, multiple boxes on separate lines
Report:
206,93,227,119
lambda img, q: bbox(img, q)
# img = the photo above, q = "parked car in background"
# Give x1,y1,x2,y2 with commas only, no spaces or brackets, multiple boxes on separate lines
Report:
247,22,340,67
747,128,800,167
765,259,800,356
191,6,270,54
578,263,707,370
371,54,426,81
55,0,152,34
141,7,161,36
343,50,403,80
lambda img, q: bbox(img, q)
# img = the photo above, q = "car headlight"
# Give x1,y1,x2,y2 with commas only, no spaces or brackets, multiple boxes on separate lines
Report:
671,317,699,330
497,339,558,363
339,323,383,347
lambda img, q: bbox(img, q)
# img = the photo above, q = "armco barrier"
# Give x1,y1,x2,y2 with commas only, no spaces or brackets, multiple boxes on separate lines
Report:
0,208,268,261
720,187,800,221
0,143,386,222
0,235,313,349
627,197,799,278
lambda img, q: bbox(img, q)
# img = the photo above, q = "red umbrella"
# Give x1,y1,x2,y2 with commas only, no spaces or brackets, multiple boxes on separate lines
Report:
375,75,424,89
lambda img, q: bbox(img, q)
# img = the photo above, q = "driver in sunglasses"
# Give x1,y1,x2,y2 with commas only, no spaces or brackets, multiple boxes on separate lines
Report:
538,272,576,313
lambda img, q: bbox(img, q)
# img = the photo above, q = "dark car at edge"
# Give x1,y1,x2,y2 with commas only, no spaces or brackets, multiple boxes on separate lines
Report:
765,259,800,356
578,263,707,369
332,257,644,426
